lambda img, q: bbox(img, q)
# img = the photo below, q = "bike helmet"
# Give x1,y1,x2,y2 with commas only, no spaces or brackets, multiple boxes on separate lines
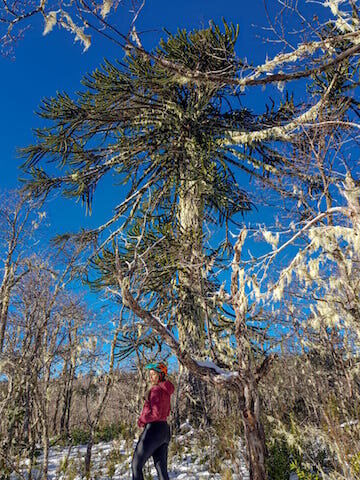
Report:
145,362,168,376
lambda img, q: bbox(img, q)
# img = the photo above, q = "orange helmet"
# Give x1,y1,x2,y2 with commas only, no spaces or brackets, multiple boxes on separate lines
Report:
145,362,168,376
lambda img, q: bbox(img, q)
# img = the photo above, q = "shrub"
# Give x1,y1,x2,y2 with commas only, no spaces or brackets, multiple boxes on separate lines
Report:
350,451,360,477
94,422,124,442
57,457,78,480
70,427,90,445
266,439,294,480
290,459,320,480
105,448,127,478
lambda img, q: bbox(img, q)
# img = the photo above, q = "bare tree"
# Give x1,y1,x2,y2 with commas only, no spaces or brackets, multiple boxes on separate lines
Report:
0,224,94,479
0,191,45,353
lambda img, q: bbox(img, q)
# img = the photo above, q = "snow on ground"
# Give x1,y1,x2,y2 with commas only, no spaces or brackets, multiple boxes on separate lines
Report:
45,438,250,479
15,431,251,480
10,419,308,479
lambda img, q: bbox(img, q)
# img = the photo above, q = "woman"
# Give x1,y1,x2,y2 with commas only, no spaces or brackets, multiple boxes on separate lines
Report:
132,362,175,480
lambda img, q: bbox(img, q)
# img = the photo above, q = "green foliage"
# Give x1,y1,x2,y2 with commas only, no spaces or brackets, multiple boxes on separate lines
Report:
70,427,91,445
290,460,320,480
350,451,360,476
19,19,300,370
143,463,154,480
21,21,257,220
265,409,333,479
221,469,233,480
210,415,242,470
168,437,186,464
169,416,242,476
21,21,284,359
94,422,125,442
70,422,128,445
266,438,294,480
0,458,13,480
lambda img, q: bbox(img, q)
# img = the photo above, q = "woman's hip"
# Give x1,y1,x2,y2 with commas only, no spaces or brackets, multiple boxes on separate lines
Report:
143,421,170,442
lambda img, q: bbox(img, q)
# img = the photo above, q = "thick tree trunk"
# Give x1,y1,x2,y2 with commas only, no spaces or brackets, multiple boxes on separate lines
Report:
177,159,205,352
177,159,211,425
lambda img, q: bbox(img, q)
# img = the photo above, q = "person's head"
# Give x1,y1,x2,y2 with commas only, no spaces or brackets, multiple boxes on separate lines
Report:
145,362,168,384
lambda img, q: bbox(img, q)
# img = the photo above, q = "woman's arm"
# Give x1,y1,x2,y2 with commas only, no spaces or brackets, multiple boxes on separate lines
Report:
137,388,162,426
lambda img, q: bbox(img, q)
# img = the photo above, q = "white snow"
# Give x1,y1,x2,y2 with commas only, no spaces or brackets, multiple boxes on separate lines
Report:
8,419,311,479
11,429,251,480
196,360,239,382
340,419,359,428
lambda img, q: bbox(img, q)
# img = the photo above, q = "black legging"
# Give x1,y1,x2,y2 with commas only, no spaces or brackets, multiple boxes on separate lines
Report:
132,421,171,480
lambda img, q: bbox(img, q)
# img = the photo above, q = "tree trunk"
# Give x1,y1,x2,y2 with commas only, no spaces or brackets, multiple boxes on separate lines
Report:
172,369,183,432
27,438,37,480
57,325,78,439
52,386,62,435
41,421,49,480
177,158,205,352
84,434,94,479
0,264,14,352
231,235,268,480
241,380,267,480
60,361,74,438
177,158,210,425
40,375,51,480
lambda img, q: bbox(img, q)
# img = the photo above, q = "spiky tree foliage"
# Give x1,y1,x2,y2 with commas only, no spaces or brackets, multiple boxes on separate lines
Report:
22,22,294,363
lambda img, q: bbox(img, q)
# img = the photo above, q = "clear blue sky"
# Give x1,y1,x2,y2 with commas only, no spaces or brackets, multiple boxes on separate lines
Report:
0,0,328,236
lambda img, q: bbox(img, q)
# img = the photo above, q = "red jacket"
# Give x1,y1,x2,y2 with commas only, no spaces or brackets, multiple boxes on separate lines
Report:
138,380,175,427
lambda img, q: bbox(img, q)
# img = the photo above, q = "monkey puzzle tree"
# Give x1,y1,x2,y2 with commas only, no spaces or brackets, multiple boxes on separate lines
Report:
21,22,291,357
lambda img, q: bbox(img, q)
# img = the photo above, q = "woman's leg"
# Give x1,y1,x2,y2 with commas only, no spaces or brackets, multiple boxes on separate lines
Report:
152,443,169,480
132,427,153,480
152,423,170,480
132,423,170,480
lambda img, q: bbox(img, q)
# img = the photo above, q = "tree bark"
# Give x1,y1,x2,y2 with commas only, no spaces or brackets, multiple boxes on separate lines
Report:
177,157,205,352
41,422,50,480
60,333,77,439
0,264,14,352
176,157,211,425
241,380,267,480
84,434,94,479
